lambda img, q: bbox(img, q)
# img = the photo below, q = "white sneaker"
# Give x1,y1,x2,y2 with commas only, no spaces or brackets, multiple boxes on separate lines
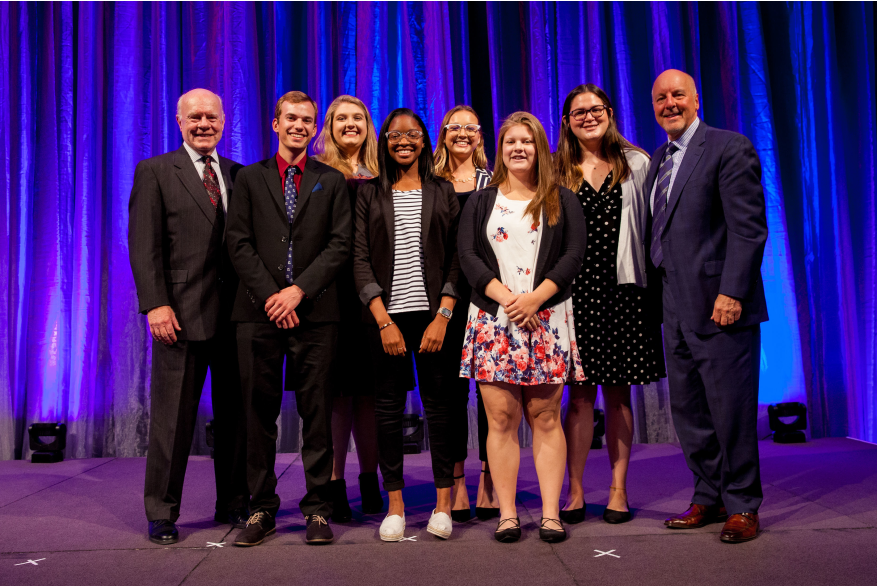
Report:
427,509,452,539
379,513,405,541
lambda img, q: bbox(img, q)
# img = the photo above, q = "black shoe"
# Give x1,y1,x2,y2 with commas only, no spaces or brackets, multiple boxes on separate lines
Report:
539,517,567,543
603,503,632,524
559,506,586,525
475,467,499,520
451,474,472,522
328,479,352,523
148,519,179,545
494,517,521,543
233,511,276,547
305,515,335,544
215,507,250,528
359,472,384,514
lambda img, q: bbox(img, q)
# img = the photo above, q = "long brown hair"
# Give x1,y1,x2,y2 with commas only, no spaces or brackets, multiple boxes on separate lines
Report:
490,112,560,227
313,95,379,179
555,84,648,192
433,105,490,179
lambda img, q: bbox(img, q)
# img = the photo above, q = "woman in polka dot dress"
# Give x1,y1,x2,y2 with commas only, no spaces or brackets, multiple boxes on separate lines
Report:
555,84,666,525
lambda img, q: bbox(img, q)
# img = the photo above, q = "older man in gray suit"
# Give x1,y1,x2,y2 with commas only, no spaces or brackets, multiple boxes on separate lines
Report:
129,89,248,545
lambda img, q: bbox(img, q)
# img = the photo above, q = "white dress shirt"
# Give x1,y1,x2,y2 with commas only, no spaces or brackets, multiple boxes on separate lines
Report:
649,117,701,212
182,142,228,214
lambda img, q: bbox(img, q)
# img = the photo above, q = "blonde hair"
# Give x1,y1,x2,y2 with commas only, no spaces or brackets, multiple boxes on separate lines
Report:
433,105,489,180
313,95,379,179
490,112,560,227
555,84,649,192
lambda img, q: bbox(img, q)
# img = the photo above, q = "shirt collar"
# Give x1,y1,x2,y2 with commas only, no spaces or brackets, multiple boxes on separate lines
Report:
276,151,308,176
668,117,700,152
182,141,218,164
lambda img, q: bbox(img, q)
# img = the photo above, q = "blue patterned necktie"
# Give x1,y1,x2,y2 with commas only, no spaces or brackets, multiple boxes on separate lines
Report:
649,143,680,268
283,165,299,285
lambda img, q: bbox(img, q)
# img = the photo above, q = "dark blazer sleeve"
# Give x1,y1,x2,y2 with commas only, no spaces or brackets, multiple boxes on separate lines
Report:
716,134,768,300
440,180,461,299
457,191,497,295
294,172,352,298
353,182,384,306
543,188,587,291
226,167,280,303
128,159,169,313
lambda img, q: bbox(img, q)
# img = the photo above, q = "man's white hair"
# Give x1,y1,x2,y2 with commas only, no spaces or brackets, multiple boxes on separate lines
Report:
176,89,225,119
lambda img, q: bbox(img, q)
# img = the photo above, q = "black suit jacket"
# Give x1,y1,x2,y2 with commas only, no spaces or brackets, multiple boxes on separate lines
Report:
128,145,241,341
457,186,587,316
353,177,461,323
645,121,769,335
226,156,351,323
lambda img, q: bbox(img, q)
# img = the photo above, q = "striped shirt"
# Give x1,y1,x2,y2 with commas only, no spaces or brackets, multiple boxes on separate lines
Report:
650,117,701,212
386,189,430,313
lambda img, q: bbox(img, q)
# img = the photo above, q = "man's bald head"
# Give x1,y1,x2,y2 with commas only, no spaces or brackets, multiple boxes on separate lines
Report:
176,89,225,156
651,69,699,140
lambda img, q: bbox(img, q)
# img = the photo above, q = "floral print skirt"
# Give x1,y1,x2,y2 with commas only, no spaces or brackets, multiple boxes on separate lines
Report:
460,299,586,385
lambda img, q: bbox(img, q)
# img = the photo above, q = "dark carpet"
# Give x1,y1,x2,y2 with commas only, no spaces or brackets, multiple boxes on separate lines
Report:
1,438,875,585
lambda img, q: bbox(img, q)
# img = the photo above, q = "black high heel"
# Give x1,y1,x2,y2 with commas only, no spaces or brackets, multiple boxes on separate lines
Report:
539,517,567,543
451,474,472,522
359,472,384,514
559,501,586,524
328,479,352,523
475,466,500,520
494,517,521,543
603,486,632,524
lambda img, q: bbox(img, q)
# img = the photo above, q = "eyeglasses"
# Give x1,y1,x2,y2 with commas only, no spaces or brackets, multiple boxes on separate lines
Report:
567,105,608,122
444,124,481,134
386,130,424,143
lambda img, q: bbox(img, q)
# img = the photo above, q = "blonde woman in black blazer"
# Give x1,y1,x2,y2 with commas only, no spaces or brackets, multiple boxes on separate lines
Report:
353,108,461,542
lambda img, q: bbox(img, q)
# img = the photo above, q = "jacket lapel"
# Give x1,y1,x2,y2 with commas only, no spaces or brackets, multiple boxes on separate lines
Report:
219,155,233,205
379,186,396,250
174,145,216,225
535,207,551,277
664,122,707,228
420,181,436,248
644,144,667,237
260,156,285,215
293,158,320,227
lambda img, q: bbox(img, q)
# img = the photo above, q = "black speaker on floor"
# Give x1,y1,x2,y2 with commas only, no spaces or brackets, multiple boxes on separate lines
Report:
205,419,215,459
591,409,606,449
28,423,67,463
402,414,424,454
768,402,807,443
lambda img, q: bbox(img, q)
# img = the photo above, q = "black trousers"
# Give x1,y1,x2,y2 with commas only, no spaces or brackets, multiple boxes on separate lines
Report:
237,321,336,518
369,311,456,491
446,308,489,464
662,272,763,515
144,323,248,522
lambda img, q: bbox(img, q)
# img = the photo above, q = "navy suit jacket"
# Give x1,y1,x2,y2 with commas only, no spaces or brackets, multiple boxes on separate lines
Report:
645,121,769,335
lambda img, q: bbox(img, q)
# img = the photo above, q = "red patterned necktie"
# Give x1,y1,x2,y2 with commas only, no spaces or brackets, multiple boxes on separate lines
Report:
201,155,221,209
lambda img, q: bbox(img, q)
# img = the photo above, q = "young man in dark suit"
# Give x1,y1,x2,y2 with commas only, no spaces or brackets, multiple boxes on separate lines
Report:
646,69,769,543
227,91,351,546
129,88,249,545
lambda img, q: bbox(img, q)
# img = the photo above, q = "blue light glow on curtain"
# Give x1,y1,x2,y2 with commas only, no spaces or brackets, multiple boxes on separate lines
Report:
1,1,874,459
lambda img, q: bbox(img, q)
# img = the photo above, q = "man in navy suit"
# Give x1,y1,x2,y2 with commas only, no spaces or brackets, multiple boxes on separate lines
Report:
646,70,768,543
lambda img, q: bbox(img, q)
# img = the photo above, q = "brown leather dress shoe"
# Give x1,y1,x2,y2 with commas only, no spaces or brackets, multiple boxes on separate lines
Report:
720,513,760,543
664,503,729,528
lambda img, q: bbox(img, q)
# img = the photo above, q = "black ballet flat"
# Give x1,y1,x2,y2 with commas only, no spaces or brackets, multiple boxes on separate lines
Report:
559,505,586,525
539,517,567,543
603,504,632,524
451,474,473,522
495,517,521,543
476,507,500,520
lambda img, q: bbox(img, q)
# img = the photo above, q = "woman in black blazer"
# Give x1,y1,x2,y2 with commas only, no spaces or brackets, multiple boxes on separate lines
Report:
353,108,461,542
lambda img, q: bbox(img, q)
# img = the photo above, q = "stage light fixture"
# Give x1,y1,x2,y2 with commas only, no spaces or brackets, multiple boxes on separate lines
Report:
402,413,424,455
205,420,215,459
28,423,67,463
591,408,606,449
768,402,807,443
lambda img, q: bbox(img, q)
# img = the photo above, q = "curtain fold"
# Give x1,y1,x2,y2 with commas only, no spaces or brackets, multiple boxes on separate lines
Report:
1,1,874,460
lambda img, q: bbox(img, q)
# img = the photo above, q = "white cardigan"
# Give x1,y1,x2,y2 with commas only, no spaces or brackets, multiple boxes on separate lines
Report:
616,149,650,287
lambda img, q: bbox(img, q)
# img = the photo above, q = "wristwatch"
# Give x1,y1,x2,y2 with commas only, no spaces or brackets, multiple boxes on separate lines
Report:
437,307,453,320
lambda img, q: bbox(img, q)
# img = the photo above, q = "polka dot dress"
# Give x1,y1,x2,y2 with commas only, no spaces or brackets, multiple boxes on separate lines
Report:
571,172,666,385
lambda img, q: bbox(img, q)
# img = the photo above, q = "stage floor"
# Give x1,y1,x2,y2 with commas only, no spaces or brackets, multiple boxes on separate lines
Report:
1,438,876,585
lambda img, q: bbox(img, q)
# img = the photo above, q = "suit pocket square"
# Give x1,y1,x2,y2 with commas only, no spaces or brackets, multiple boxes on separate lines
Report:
313,182,323,192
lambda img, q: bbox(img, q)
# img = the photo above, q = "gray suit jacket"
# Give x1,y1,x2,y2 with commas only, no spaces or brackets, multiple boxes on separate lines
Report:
128,144,242,341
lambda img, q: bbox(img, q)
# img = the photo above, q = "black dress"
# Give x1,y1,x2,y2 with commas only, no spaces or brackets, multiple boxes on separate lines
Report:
571,172,665,385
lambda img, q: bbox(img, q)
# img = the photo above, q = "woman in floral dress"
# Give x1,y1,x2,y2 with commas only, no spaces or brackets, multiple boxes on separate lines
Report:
457,112,587,543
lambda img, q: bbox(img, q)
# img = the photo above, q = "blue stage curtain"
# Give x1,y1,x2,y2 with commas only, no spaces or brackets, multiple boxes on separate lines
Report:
0,2,874,459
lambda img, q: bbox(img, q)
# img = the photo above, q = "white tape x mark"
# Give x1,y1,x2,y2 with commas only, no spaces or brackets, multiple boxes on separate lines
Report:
15,558,46,566
399,536,417,542
206,542,225,548
594,549,620,558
